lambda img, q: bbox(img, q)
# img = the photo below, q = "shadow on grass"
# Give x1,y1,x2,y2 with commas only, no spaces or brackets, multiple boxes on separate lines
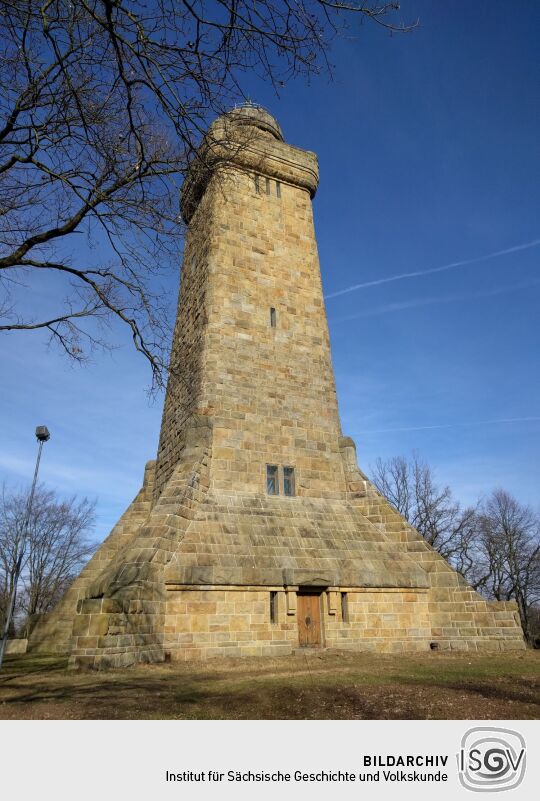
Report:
0,668,390,719
0,654,68,684
2,672,538,720
1,651,539,719
381,668,540,705
433,678,540,706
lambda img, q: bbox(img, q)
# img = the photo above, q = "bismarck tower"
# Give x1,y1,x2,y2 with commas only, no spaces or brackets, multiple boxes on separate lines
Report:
29,105,525,667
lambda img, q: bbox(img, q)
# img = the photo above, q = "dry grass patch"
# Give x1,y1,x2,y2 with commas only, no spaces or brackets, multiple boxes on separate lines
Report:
0,650,538,720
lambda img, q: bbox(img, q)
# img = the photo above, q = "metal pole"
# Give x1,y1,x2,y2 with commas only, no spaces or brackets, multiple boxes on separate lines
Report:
0,433,47,669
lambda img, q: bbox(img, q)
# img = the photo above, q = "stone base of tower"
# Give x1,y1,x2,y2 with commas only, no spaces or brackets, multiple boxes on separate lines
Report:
160,587,434,663
31,425,525,669
66,585,523,671
159,588,522,663
67,588,523,670
27,459,157,655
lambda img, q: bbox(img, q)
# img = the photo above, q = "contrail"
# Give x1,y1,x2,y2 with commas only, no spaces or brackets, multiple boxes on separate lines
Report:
331,277,540,322
357,417,540,435
325,238,540,300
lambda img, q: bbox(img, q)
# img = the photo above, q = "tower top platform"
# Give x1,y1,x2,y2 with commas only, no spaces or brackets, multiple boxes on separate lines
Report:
219,102,284,142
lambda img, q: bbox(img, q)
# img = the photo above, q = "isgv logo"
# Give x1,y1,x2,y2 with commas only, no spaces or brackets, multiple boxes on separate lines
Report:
457,727,526,792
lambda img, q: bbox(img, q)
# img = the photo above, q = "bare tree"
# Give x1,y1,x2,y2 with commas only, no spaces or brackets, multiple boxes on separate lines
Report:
0,483,96,633
0,1,415,388
372,455,540,643
371,453,478,567
0,486,25,636
473,489,540,642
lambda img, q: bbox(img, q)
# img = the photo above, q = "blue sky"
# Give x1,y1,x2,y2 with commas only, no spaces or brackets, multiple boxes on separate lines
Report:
1,0,539,541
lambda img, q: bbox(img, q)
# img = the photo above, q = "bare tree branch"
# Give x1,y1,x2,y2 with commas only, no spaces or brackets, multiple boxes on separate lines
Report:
0,1,416,388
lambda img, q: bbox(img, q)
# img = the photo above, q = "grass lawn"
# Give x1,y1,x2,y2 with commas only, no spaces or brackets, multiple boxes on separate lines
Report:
0,649,538,720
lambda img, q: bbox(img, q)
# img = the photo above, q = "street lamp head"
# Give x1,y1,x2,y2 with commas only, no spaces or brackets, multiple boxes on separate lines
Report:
35,425,50,442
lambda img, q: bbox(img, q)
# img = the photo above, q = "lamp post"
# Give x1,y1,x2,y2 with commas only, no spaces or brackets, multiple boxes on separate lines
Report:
0,426,50,669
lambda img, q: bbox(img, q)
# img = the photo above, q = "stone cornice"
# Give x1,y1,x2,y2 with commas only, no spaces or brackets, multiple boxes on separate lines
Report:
180,132,319,223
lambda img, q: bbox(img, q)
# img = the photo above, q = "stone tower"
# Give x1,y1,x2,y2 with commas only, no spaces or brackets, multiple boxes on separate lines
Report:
29,105,525,667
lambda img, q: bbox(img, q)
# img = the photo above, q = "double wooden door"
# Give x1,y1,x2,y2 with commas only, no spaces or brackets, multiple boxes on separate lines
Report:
297,592,322,648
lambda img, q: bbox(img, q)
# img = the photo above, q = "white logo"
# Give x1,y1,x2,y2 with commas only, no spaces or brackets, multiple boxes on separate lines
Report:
458,727,526,792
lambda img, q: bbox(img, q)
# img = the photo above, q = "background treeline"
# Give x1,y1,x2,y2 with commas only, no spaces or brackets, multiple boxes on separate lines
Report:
372,453,540,645
0,484,96,638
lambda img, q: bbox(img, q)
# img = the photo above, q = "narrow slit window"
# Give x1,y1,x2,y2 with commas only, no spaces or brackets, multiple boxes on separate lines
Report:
341,592,349,623
283,466,295,497
266,464,279,495
270,307,276,328
265,176,271,195
276,181,281,198
254,174,260,194
270,591,278,624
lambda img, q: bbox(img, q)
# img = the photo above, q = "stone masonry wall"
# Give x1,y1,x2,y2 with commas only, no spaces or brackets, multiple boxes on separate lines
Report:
67,420,213,669
164,590,296,661
153,187,216,500
197,166,349,499
162,587,432,661
28,460,156,654
339,445,524,651
324,589,431,653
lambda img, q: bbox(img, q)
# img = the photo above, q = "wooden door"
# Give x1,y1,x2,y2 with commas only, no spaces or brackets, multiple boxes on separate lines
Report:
297,592,322,647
